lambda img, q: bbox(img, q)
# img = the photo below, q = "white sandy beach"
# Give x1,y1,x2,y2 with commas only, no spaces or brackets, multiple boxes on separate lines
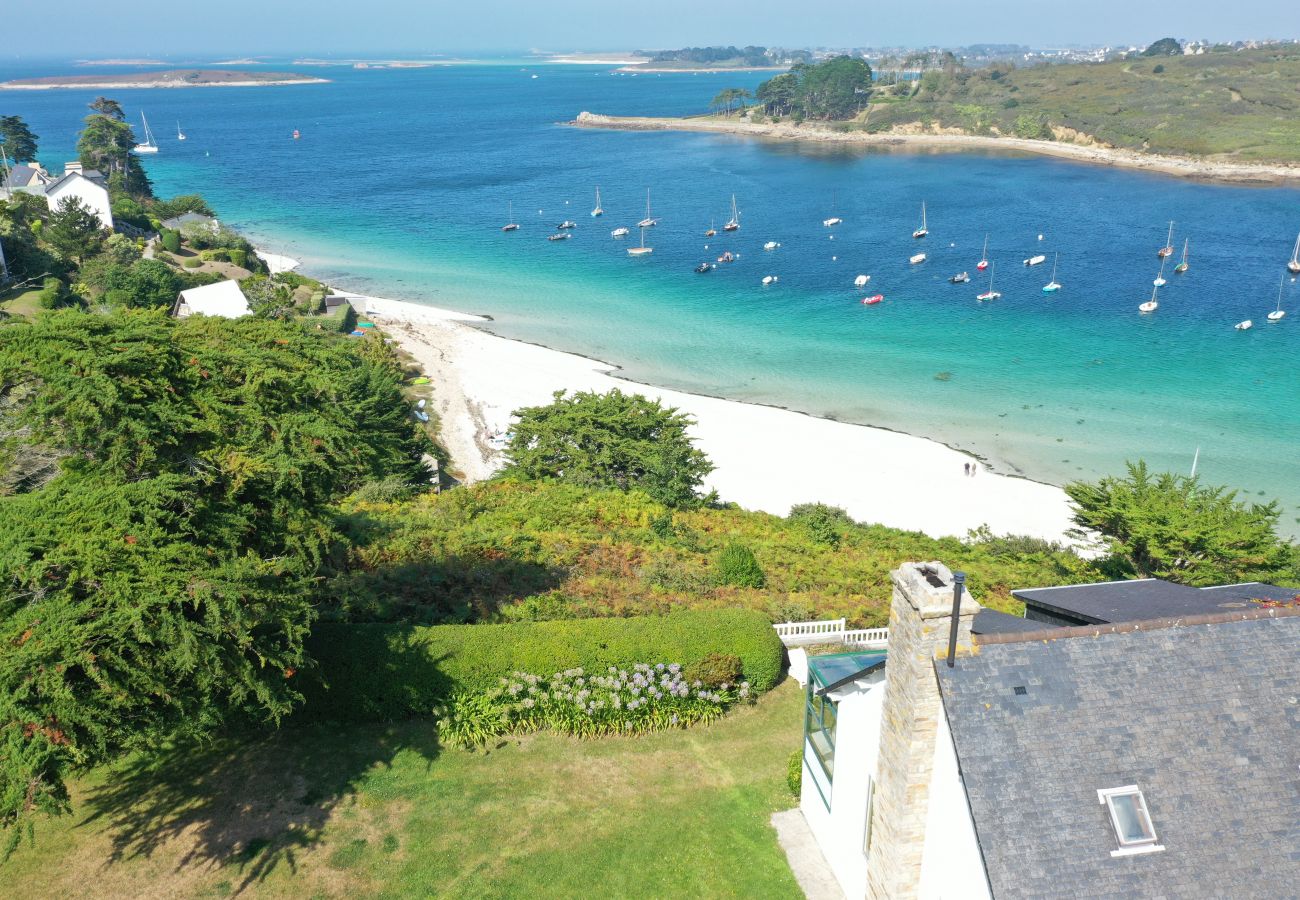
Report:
350,293,1077,543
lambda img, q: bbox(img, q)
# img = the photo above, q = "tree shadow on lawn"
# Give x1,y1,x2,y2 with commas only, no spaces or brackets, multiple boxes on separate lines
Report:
77,641,447,895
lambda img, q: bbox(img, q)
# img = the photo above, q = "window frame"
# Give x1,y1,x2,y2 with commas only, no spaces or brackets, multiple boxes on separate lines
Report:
803,682,838,787
1097,785,1164,857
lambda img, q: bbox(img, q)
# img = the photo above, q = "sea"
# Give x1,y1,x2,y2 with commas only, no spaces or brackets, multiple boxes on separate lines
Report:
3,59,1299,530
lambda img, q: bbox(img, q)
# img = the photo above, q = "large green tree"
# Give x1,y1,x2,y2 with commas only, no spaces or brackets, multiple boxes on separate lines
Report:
754,56,873,120
504,389,713,508
44,198,104,266
0,310,430,854
1065,461,1295,586
75,98,151,199
0,116,38,164
1143,38,1183,57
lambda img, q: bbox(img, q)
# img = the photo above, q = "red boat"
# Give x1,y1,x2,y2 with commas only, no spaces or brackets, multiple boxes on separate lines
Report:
862,294,883,305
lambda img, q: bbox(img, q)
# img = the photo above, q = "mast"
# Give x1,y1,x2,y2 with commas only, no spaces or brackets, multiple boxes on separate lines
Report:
921,201,927,232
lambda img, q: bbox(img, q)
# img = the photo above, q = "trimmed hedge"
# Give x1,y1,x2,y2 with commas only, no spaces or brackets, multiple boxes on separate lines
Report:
299,609,783,722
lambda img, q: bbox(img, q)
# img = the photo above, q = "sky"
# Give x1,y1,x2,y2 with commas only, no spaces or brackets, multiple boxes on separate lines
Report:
4,0,1296,58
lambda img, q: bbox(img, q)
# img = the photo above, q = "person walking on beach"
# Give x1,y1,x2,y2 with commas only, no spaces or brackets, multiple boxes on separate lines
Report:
964,462,971,476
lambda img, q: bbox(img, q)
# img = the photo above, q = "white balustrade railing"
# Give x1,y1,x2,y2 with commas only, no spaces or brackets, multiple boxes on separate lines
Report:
773,618,889,649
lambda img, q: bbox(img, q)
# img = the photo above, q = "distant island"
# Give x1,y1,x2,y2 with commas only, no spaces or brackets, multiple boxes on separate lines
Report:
575,42,1300,183
0,69,328,90
615,45,797,72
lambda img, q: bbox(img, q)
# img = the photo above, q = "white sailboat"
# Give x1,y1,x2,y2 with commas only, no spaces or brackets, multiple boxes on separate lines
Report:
1153,256,1168,288
1157,220,1175,257
1139,283,1159,313
977,262,1000,301
1267,275,1287,322
637,189,657,228
1288,233,1300,275
723,194,740,231
177,120,186,141
627,226,653,256
501,200,520,232
912,202,928,239
132,112,159,154
977,234,989,271
591,186,603,217
1174,238,1189,274
1042,253,1061,293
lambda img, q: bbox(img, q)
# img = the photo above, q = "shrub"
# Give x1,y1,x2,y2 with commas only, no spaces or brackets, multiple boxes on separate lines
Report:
301,608,783,722
438,662,749,747
787,748,803,795
160,229,180,254
182,256,203,269
1152,64,1165,74
684,652,743,688
788,503,853,548
228,248,247,269
716,542,766,588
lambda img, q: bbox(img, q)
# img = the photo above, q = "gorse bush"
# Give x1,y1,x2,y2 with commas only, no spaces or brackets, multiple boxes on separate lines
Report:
788,503,854,548
685,652,744,688
438,663,750,747
716,543,766,588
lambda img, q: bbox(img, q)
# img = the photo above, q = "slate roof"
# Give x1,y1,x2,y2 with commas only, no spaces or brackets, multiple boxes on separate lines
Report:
3,164,46,190
971,608,1042,636
44,170,109,196
937,610,1300,899
1011,578,1293,624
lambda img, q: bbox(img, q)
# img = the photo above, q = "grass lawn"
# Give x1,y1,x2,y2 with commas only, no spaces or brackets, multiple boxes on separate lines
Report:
0,288,44,319
4,683,805,899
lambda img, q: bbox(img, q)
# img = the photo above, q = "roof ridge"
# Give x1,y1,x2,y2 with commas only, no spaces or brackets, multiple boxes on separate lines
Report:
973,603,1300,645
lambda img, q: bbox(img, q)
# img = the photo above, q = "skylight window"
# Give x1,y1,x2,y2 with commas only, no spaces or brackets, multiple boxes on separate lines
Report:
1098,786,1164,856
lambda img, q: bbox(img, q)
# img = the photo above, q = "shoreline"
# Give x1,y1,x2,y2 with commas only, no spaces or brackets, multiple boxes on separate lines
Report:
571,112,1300,186
346,292,1078,544
1,76,328,90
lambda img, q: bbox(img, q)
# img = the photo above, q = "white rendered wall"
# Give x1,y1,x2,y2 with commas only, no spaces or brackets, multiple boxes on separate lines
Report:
917,711,991,900
46,177,113,231
799,675,886,900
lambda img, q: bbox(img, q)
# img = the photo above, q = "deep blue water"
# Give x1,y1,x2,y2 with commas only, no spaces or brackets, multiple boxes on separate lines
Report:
4,59,1298,528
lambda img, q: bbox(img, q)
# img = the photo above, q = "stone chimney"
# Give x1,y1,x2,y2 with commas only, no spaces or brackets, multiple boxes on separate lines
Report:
64,161,83,176
865,561,979,900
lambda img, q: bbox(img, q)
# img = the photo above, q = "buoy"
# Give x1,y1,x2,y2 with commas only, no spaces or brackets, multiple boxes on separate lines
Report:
1038,234,1044,241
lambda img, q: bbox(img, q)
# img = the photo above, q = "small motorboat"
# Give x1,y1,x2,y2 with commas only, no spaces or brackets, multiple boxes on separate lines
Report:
910,252,926,265
764,241,780,251
950,272,970,284
695,262,714,273
854,274,870,287
1235,319,1253,330
762,275,779,285
862,294,883,305
548,232,571,242
557,220,577,230
611,227,630,238
1024,254,1046,267
717,251,735,264
823,217,842,227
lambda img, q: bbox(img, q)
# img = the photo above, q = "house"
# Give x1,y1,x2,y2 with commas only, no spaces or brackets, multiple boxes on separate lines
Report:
160,212,217,232
795,562,1299,899
0,162,53,200
173,280,251,319
44,162,113,230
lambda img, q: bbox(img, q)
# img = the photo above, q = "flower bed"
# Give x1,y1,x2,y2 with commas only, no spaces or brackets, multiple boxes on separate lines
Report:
439,663,751,746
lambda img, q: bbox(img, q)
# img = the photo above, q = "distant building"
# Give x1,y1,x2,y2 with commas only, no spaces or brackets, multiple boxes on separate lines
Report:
0,162,54,200
173,280,251,319
44,162,113,230
795,562,1298,898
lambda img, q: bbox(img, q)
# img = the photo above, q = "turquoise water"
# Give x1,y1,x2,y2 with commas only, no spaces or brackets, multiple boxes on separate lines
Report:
5,61,1299,527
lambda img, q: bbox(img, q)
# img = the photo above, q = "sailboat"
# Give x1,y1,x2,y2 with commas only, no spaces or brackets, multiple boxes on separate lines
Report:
1288,233,1300,275
912,202,928,239
1153,256,1168,288
132,112,159,154
704,220,716,237
977,263,1000,301
1157,220,1175,257
591,187,603,217
627,226,653,256
501,201,520,232
1042,253,1061,293
1139,283,1159,313
1174,238,1189,274
977,234,989,271
176,121,186,141
637,190,657,228
1267,275,1287,322
723,195,740,232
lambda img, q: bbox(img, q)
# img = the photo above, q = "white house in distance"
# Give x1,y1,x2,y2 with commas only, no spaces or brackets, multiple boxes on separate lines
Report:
173,280,251,319
44,162,114,231
793,561,1300,899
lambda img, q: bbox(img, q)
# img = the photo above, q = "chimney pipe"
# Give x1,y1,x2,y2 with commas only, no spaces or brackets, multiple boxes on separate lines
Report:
946,571,966,668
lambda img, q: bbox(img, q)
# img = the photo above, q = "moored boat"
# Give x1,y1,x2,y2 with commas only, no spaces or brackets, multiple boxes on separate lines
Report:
1043,253,1062,293
764,241,780,251
1157,220,1175,257
705,219,716,237
1174,238,1190,274
723,195,740,232
1024,254,1046,267
1139,283,1159,313
557,220,577,229
977,234,989,271
977,263,1000,301
611,226,630,237
912,202,928,239
854,274,871,287
177,121,186,141
637,189,658,228
627,226,653,255
950,272,970,284
133,112,159,154
1153,255,1168,288
862,294,883,305
717,251,735,263
502,201,520,232
548,232,571,242
1235,319,1253,330
762,275,779,285
591,187,603,217
1288,233,1300,274
1267,275,1287,322
695,262,714,273
823,216,842,227
910,252,926,265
